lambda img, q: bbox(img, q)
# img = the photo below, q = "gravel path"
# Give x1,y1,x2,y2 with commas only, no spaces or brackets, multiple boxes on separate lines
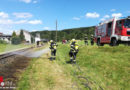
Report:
25,48,50,58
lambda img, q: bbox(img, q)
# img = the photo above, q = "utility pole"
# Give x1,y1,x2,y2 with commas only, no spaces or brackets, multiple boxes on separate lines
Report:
56,20,58,42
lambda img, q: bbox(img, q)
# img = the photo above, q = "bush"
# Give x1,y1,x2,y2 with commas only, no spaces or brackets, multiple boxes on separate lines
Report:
11,36,21,45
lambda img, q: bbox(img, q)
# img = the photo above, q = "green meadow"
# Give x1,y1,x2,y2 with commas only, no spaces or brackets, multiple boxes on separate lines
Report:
18,42,130,90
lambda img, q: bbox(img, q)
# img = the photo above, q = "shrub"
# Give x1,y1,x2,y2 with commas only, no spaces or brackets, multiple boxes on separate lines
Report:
11,36,21,45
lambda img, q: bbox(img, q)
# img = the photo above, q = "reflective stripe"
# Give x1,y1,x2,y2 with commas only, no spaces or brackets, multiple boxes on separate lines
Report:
70,57,73,59
73,60,76,61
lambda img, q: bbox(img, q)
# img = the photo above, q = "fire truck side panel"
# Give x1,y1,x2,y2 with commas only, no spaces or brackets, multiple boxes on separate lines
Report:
100,24,110,43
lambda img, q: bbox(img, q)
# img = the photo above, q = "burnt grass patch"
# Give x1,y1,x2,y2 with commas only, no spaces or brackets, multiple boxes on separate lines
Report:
0,55,32,87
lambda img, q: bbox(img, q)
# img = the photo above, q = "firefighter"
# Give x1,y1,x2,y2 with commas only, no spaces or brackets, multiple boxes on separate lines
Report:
91,35,94,45
84,35,88,45
49,40,58,60
69,39,79,64
71,39,76,45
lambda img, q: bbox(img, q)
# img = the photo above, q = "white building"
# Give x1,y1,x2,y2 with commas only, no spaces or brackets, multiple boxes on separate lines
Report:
35,33,41,43
16,30,32,43
0,33,12,43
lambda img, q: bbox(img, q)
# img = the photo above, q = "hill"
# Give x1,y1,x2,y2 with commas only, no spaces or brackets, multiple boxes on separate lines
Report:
31,26,95,41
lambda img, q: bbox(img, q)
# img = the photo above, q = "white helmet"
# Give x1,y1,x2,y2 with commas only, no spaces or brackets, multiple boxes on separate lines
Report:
50,40,53,42
72,39,75,42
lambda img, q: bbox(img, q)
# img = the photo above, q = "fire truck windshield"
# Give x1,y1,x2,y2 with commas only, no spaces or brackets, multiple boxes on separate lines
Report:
124,19,130,28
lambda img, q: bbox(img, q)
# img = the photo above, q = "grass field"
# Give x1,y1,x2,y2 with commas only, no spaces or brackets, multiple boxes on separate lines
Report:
18,52,74,90
17,42,130,90
0,44,33,53
56,42,130,90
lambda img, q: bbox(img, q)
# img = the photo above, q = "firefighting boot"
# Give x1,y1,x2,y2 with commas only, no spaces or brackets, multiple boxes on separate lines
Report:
70,57,73,63
53,56,56,60
73,60,76,64
50,56,54,61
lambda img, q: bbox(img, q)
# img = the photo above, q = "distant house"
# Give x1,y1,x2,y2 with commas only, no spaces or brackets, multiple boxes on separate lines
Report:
35,33,41,43
16,30,32,43
0,33,12,43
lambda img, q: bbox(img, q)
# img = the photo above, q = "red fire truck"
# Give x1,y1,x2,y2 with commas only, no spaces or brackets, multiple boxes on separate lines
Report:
95,16,130,46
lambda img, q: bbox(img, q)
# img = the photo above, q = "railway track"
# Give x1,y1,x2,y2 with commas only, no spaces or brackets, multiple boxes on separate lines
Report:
0,47,34,89
0,47,33,60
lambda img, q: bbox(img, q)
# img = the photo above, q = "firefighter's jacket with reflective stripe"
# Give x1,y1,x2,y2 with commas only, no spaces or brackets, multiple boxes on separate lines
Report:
50,42,58,50
70,45,79,53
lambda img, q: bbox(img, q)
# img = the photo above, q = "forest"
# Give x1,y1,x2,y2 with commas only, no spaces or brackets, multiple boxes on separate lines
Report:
31,26,95,41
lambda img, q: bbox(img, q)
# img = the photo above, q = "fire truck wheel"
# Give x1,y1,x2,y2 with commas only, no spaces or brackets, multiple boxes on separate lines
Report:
111,39,118,46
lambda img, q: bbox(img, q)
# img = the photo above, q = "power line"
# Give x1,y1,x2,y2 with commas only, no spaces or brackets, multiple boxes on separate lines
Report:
56,20,58,42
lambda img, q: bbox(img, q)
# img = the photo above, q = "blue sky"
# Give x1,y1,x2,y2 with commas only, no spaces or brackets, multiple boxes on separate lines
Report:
0,0,130,34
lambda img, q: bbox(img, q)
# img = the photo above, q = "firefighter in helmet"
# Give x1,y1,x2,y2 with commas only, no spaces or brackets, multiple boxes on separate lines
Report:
69,39,79,64
49,40,58,60
91,34,94,45
71,39,76,45
84,35,88,45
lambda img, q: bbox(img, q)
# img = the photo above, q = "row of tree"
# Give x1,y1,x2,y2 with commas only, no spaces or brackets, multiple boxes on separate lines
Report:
11,30,25,45
31,26,95,41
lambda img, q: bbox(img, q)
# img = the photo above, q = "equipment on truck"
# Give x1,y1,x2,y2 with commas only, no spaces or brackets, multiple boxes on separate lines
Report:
95,16,130,46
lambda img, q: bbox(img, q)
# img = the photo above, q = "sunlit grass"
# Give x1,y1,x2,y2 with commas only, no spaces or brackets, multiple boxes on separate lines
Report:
56,41,130,90
17,41,130,90
17,52,74,90
0,44,33,53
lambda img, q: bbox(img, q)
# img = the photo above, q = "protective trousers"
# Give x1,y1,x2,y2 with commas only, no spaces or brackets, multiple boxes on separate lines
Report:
69,51,77,63
51,49,56,60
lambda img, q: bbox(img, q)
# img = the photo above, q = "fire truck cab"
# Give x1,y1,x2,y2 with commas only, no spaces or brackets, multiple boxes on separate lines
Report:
95,16,130,46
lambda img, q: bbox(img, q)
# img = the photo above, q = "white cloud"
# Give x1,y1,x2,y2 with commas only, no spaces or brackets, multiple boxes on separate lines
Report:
86,12,100,18
104,15,110,18
100,15,110,21
0,12,9,18
28,20,42,24
32,29,37,32
0,19,27,25
0,19,13,24
111,9,116,12
0,25,13,34
0,19,42,25
43,27,50,30
33,0,38,3
15,20,28,24
19,0,32,3
112,13,122,18
73,17,80,20
13,12,33,18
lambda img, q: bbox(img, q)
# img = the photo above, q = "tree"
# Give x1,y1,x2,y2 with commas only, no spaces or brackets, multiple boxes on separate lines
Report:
31,37,35,43
11,36,21,45
31,26,95,41
12,31,16,37
19,30,25,42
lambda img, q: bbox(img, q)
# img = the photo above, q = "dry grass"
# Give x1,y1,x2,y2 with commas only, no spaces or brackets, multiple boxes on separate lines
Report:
18,52,74,90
